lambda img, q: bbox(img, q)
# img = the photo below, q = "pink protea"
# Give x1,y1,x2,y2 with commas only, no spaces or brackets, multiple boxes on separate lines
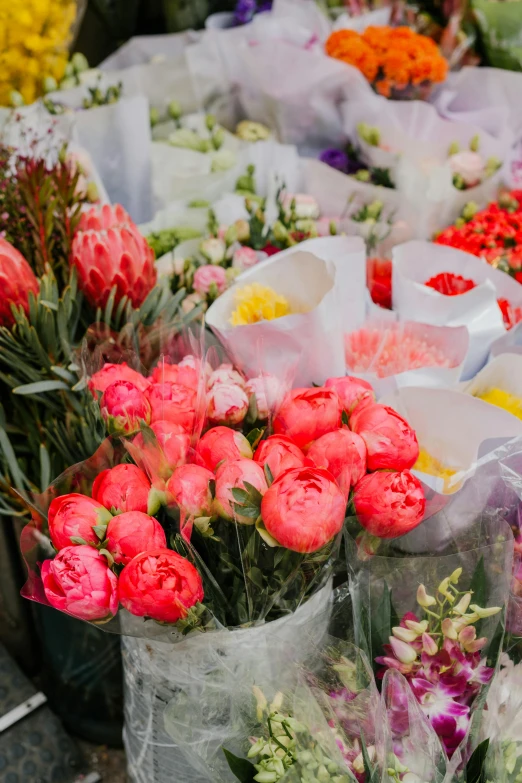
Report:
0,238,39,327
71,203,156,309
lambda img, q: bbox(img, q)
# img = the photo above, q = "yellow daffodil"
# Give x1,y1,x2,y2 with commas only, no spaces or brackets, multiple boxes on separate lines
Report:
477,388,522,420
230,283,291,327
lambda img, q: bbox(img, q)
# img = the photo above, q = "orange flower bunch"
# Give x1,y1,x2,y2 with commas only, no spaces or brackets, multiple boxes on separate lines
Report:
325,26,448,98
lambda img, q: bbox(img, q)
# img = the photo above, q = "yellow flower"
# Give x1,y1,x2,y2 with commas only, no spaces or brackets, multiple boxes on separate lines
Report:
230,283,291,327
477,388,522,420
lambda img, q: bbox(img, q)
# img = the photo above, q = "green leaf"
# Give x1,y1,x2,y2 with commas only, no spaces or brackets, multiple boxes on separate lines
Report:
370,582,395,659
465,738,490,783
70,536,89,545
360,733,376,781
0,426,30,492
246,427,264,450
243,481,263,505
470,556,487,608
39,443,51,491
231,487,249,503
233,504,259,519
92,524,108,541
341,410,350,426
264,463,274,486
13,380,69,395
222,748,256,783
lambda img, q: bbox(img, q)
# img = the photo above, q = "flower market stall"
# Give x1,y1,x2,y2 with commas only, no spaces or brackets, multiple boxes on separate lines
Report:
4,1,522,782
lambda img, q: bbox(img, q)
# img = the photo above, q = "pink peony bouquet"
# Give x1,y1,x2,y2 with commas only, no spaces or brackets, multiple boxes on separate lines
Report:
20,352,426,632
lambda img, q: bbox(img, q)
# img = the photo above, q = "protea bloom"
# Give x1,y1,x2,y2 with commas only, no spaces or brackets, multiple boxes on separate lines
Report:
71,203,156,309
0,238,39,327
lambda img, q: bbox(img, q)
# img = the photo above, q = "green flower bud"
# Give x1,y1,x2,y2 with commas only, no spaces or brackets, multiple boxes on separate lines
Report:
9,90,24,107
64,62,74,78
149,107,160,127
448,141,460,156
205,114,217,131
469,134,480,152
86,182,99,203
354,169,371,182
43,76,58,94
168,100,182,120
59,77,77,91
71,52,89,74
212,127,225,150
273,221,289,242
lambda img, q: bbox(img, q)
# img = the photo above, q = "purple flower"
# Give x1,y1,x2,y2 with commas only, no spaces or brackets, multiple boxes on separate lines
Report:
320,148,350,173
234,0,257,24
258,0,273,11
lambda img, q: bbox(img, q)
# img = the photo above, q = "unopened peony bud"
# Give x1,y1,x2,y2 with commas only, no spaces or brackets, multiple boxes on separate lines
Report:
417,584,436,607
389,637,417,664
101,380,152,436
441,618,458,639
392,626,419,643
422,632,438,656
207,383,249,426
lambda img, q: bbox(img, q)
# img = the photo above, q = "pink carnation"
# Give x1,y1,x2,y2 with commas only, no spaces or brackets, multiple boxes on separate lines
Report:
232,246,259,270
193,265,227,296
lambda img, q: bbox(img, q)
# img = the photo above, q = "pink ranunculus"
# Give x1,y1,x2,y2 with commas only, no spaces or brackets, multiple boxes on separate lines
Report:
253,435,306,481
106,511,166,565
167,464,215,518
148,359,199,390
100,380,152,436
207,364,246,390
214,459,268,523
261,467,346,553
88,362,150,397
146,382,197,432
193,265,227,296
92,464,151,514
324,375,375,415
41,545,119,621
245,375,284,420
119,549,204,623
352,470,425,538
195,426,253,472
349,403,419,471
207,383,249,426
133,420,191,479
232,246,259,270
307,429,367,497
273,388,342,451
48,493,113,551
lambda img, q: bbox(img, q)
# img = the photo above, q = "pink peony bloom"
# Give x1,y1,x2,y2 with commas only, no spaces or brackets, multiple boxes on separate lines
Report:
88,362,150,396
214,458,268,523
167,464,215,518
207,383,249,426
0,237,39,328
273,388,342,451
106,511,166,565
350,403,419,471
119,549,204,623
232,246,259,270
48,493,112,551
100,380,152,435
353,470,425,538
133,420,191,479
207,364,246,390
42,545,119,622
254,435,307,481
245,374,284,420
195,426,253,471
193,264,227,296
324,375,375,415
261,467,346,553
92,464,152,514
146,382,197,432
307,429,367,497
149,359,199,390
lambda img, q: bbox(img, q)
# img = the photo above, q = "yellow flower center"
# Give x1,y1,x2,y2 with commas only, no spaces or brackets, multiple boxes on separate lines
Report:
476,387,522,420
230,283,291,327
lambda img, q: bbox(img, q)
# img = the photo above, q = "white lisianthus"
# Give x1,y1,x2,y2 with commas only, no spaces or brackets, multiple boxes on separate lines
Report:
200,237,226,264
449,151,486,187
283,193,320,220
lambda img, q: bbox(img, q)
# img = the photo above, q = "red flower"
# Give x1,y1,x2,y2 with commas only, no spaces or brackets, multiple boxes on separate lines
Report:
367,257,392,310
350,403,419,471
100,380,152,435
424,272,476,296
497,298,522,330
273,388,342,451
353,470,425,538
106,511,166,565
92,464,151,514
0,238,39,327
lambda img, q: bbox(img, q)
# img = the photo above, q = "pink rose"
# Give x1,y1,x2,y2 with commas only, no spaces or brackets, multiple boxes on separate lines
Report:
261,467,346,553
133,420,191,479
119,549,204,623
253,435,306,481
324,376,375,415
207,383,249,426
232,246,259,270
193,265,227,296
273,388,342,451
48,493,113,551
42,545,119,621
146,382,197,432
214,458,268,523
88,362,150,396
353,470,425,539
106,511,167,565
207,364,246,390
149,359,199,389
92,464,151,514
307,429,367,497
245,375,283,420
195,426,253,471
101,380,152,436
167,464,214,518
349,403,419,471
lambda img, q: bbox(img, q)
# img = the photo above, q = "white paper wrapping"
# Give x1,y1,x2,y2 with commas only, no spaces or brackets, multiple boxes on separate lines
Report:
205,251,345,386
99,32,198,70
122,581,332,783
489,321,522,359
462,353,522,404
345,319,469,398
391,240,522,378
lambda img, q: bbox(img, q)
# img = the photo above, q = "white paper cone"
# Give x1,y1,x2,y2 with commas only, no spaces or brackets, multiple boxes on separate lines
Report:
489,322,522,359
392,240,521,377
205,251,345,386
99,32,197,70
462,353,522,403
